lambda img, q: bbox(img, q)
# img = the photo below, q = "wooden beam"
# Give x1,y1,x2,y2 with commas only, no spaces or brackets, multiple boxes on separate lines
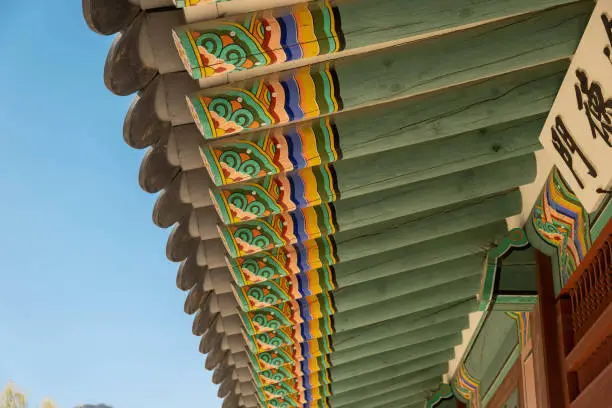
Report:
333,357,450,394
173,0,583,79
186,3,590,140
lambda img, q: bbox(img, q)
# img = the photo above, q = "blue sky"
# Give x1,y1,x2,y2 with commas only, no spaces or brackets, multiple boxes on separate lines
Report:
0,2,221,407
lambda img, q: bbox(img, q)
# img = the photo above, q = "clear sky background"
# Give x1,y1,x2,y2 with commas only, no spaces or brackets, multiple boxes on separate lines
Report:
0,2,221,407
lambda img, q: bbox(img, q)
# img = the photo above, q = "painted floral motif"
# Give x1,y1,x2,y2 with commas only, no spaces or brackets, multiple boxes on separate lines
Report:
201,118,340,186
173,2,343,79
211,164,338,224
235,267,336,311
219,204,337,258
186,65,341,139
227,237,337,287
240,293,335,335
531,168,592,286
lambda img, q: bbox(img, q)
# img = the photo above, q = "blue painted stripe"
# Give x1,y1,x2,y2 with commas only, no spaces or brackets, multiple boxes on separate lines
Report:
285,129,307,169
278,14,302,60
282,78,304,121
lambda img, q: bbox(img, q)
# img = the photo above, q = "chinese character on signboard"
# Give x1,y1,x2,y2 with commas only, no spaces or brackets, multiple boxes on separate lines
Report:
539,1,612,212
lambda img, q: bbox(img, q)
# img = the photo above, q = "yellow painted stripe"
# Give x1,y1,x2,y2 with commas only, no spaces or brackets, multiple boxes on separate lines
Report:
299,126,323,167
294,4,320,58
295,70,321,118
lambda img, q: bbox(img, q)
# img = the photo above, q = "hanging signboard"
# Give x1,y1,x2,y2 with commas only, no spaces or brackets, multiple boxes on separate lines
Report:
539,0,612,212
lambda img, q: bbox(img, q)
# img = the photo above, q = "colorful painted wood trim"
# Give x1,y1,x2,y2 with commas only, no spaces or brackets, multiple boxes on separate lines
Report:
226,237,337,287
233,267,336,311
248,343,331,373
479,228,530,311
453,364,482,408
202,118,340,187
259,378,331,401
251,365,331,388
173,1,344,79
219,204,337,258
186,65,342,139
211,164,339,224
259,393,330,408
174,0,229,8
243,322,332,354
530,167,592,287
239,293,335,335
426,383,454,408
506,312,530,350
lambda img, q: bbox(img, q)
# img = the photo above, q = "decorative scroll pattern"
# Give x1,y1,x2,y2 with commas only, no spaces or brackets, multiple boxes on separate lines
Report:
262,394,330,408
252,366,332,388
453,364,481,408
244,319,333,354
239,293,335,335
186,65,342,139
219,204,337,258
506,312,530,349
202,118,340,186
258,382,332,405
212,164,338,225
248,340,332,372
235,267,336,311
260,378,331,400
173,2,343,79
227,237,337,286
175,0,230,8
532,168,592,286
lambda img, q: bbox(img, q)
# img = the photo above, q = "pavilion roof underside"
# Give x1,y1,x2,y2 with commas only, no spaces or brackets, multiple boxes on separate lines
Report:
82,0,592,406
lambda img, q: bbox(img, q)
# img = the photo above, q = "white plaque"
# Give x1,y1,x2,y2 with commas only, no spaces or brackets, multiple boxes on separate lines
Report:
539,0,612,212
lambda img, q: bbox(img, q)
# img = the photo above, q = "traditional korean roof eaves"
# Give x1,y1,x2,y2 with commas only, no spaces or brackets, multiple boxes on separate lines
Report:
83,1,593,407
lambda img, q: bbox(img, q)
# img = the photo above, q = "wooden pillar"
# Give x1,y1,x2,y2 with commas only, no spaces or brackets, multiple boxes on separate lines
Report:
533,250,566,408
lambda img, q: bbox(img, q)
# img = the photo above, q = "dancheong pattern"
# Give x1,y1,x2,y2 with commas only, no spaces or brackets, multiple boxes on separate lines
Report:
251,365,332,388
227,237,337,287
453,364,481,408
173,1,343,79
174,0,230,8
239,293,335,335
258,380,332,405
201,118,340,186
248,339,333,372
243,317,334,354
234,267,336,311
211,164,338,225
251,363,332,406
531,168,592,286
219,204,337,258
186,65,342,139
